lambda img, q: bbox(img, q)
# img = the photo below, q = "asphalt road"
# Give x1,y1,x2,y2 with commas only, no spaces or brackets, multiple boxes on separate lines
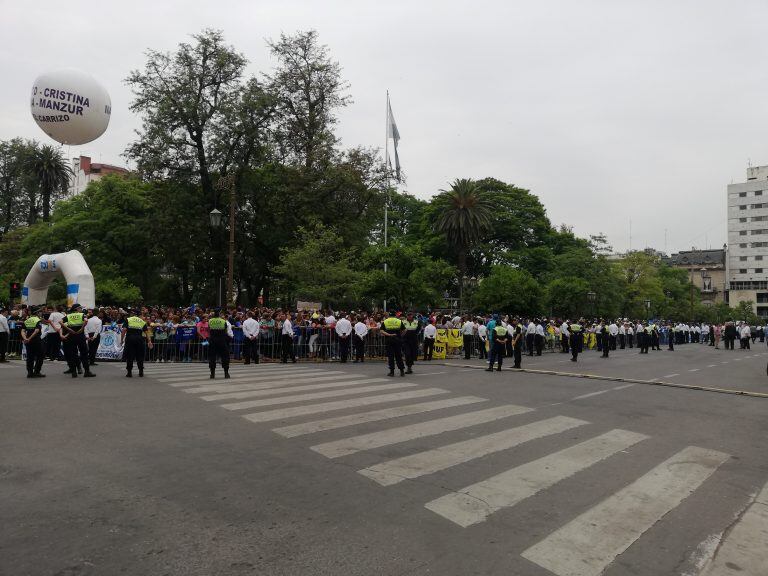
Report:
1,344,767,576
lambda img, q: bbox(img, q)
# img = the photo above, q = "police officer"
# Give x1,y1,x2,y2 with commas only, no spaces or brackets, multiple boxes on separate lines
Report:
61,304,95,378
121,312,152,377
208,308,233,379
402,311,420,374
485,321,507,371
667,321,675,351
381,310,406,377
21,308,46,378
569,319,583,362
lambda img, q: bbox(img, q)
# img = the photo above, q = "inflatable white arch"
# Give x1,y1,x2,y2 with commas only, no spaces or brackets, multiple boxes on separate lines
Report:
23,250,95,308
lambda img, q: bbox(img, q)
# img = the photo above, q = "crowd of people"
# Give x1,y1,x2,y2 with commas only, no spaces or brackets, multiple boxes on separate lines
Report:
1,302,766,378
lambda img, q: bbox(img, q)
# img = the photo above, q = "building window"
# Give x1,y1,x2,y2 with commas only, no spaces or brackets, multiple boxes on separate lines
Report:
757,255,764,261
740,217,748,223
740,268,748,273
739,192,747,197
741,243,748,247
758,191,764,196
755,216,768,222
740,231,747,236
740,205,747,210
740,256,748,261
756,268,764,273
751,229,768,235
754,203,766,209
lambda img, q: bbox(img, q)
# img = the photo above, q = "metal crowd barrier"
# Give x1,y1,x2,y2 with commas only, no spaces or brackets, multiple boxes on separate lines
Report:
0,325,711,364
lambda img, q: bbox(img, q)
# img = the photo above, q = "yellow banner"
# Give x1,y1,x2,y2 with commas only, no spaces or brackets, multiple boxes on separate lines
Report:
448,329,463,349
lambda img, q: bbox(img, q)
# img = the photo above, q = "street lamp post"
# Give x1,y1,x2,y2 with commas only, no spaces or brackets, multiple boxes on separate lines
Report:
215,174,236,306
587,291,596,318
645,298,651,321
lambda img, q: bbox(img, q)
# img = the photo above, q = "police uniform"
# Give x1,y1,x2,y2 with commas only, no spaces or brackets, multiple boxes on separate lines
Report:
208,313,231,379
569,322,583,362
22,312,45,378
381,313,406,377
62,305,94,378
123,315,150,377
402,316,419,373
486,324,508,371
512,322,523,368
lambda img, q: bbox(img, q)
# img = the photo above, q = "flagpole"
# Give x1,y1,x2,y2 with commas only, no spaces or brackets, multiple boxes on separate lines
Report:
383,90,390,312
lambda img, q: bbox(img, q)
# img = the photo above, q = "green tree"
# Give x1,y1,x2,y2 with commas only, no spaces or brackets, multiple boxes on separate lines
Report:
545,277,591,318
734,301,759,324
431,178,493,282
125,29,254,200
267,30,350,170
474,266,543,316
273,224,359,307
359,242,455,310
24,144,72,222
0,138,38,236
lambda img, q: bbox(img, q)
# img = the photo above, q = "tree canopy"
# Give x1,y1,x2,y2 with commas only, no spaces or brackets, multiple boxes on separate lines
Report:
0,28,738,321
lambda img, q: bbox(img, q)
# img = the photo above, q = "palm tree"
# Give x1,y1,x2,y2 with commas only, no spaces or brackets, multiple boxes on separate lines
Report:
25,144,72,222
432,178,493,293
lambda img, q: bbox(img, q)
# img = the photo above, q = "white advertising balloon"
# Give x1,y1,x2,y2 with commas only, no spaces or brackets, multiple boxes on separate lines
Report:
30,68,111,145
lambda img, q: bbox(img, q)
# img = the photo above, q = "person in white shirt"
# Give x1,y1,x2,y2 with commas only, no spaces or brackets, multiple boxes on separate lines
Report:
626,323,634,348
85,310,103,366
0,307,9,363
607,321,619,355
46,306,65,361
242,311,260,364
534,320,545,356
461,317,475,360
281,314,296,363
477,319,488,360
560,320,570,354
353,316,368,362
526,320,536,356
740,323,751,350
422,320,437,361
335,314,353,363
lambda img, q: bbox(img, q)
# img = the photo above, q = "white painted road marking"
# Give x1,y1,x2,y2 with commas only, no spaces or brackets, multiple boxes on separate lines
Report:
521,445,729,576
699,481,768,575
425,429,648,528
359,415,587,486
570,384,635,401
273,396,488,438
221,383,418,411
664,374,680,378
186,372,357,393
159,368,330,384
243,388,450,422
200,378,389,401
311,404,533,459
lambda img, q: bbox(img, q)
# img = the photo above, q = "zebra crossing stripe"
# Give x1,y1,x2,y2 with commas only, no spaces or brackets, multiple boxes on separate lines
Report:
425,429,648,528
140,364,307,373
164,370,331,387
359,415,588,487
310,404,533,459
200,378,389,401
521,445,729,576
220,383,417,411
273,396,488,438
243,388,451,423
699,480,768,575
183,372,354,393
157,368,327,384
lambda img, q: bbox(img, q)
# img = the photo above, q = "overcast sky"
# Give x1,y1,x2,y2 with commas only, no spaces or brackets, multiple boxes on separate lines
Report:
2,0,767,254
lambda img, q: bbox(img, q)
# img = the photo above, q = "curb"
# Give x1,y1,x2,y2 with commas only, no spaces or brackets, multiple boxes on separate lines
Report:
436,362,768,399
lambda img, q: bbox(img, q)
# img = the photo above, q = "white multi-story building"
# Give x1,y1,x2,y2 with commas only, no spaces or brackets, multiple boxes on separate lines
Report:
67,155,130,196
727,165,768,317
